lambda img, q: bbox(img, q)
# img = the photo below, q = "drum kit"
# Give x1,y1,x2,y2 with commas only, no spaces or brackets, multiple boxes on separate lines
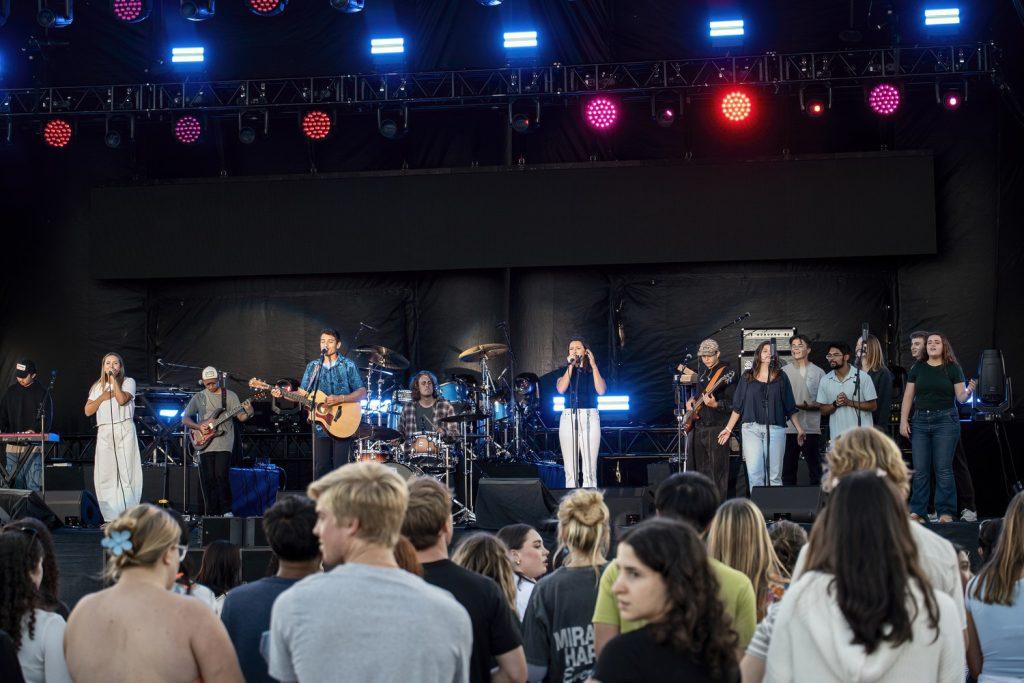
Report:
349,340,539,520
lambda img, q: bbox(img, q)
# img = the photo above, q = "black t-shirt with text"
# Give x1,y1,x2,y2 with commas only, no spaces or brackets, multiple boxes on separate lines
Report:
592,625,738,683
421,559,522,683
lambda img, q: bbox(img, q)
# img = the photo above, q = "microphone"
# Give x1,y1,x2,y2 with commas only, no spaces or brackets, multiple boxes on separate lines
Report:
496,321,508,329
50,369,58,379
770,338,778,368
861,323,869,345
156,358,164,366
360,322,378,331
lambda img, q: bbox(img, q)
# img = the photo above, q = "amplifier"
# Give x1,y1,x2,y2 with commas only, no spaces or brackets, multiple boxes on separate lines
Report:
741,328,797,353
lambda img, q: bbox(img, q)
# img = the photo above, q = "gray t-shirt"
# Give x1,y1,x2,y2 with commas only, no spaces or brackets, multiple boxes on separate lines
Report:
522,565,605,683
782,362,826,435
268,562,472,683
184,388,244,453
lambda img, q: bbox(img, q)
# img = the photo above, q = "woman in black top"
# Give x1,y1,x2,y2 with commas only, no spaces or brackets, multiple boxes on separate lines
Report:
555,338,606,488
857,334,894,433
591,518,739,683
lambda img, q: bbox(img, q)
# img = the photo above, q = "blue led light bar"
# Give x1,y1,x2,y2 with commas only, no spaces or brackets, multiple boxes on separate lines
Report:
924,7,959,25
503,31,538,48
552,395,631,412
709,19,744,37
171,46,205,63
371,37,405,55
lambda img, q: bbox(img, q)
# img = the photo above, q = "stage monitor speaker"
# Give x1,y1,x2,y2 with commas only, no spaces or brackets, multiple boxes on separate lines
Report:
201,516,246,546
602,486,655,552
751,485,823,523
45,464,87,491
475,478,556,531
43,490,103,528
142,465,202,511
0,489,63,529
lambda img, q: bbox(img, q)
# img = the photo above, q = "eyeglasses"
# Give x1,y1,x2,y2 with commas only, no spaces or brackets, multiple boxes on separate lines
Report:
825,353,845,359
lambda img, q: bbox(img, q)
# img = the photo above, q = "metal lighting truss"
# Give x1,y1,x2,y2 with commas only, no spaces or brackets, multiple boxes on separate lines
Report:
0,42,996,117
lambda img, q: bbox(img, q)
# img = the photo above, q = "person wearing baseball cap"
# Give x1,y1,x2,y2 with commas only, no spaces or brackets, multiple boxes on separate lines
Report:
1,359,49,490
681,340,735,498
182,367,254,516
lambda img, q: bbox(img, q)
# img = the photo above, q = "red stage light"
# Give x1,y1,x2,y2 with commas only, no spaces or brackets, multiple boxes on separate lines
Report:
942,91,962,111
584,97,618,131
174,116,202,144
112,0,147,22
43,119,72,148
248,0,286,15
302,111,332,140
720,91,752,123
807,100,825,117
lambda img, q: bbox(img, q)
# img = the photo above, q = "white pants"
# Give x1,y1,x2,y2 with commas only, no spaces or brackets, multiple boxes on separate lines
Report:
559,409,600,488
95,421,143,522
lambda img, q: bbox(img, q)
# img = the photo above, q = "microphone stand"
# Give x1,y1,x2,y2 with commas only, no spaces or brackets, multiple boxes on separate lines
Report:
307,348,328,482
853,331,867,429
35,371,56,496
763,341,777,488
569,360,583,488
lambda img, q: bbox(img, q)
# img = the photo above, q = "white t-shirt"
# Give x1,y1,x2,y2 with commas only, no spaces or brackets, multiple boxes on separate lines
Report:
18,609,73,683
782,362,826,435
515,574,536,621
88,377,137,425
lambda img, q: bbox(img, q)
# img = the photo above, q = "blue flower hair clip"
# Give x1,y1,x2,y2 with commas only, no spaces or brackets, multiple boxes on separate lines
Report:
101,529,134,557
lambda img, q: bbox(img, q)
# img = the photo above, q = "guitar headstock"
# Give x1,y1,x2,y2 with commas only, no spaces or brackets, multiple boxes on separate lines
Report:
249,378,272,391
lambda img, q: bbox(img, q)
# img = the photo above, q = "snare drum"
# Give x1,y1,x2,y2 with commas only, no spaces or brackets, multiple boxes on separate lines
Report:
405,432,451,470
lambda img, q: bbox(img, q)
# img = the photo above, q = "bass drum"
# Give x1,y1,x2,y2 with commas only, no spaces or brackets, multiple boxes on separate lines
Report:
383,460,426,481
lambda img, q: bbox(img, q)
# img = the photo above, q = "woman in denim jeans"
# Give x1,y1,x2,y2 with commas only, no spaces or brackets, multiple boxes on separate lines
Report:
718,341,805,491
899,333,976,523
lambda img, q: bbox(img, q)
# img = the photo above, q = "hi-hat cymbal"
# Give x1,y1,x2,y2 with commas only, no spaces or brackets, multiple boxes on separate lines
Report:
356,423,402,441
458,343,509,363
439,412,489,423
353,346,410,370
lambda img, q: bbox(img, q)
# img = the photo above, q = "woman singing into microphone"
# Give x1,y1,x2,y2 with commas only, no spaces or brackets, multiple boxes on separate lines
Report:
84,353,143,523
556,338,606,488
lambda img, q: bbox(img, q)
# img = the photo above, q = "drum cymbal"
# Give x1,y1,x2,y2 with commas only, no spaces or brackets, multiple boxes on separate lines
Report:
458,343,509,363
438,412,489,423
356,423,402,441
353,346,410,371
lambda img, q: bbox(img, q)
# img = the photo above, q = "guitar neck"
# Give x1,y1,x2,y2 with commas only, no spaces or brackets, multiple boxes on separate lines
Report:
209,400,251,428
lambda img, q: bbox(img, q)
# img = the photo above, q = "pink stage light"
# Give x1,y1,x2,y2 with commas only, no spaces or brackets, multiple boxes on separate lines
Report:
174,116,202,144
112,0,148,22
868,83,901,116
584,97,618,131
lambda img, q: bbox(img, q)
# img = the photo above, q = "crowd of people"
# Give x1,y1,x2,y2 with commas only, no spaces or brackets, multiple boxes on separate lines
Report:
0,425,1022,682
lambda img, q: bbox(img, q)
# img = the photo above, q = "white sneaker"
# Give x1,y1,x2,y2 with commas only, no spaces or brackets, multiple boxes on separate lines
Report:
961,509,978,522
927,513,939,523
223,512,234,518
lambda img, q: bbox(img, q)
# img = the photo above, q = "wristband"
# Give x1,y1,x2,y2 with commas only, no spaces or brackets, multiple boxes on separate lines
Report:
832,400,839,409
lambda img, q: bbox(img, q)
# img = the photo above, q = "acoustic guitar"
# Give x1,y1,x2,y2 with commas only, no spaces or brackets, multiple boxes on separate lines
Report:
248,378,362,439
681,369,736,434
189,397,259,452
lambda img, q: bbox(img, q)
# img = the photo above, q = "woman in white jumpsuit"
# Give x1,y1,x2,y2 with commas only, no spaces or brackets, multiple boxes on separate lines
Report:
84,353,142,522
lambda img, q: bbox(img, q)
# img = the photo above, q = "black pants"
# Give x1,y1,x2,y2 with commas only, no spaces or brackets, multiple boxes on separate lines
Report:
782,433,822,486
199,450,233,516
314,435,354,480
692,425,730,499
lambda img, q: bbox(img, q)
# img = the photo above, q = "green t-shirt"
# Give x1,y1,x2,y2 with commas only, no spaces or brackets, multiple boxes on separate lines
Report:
591,557,757,648
908,361,965,411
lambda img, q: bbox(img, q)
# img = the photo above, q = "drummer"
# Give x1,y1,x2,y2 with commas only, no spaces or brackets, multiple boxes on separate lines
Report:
398,371,459,440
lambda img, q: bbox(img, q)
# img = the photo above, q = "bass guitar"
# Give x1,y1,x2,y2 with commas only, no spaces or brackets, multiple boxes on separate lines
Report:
681,369,735,434
189,397,259,452
248,378,362,440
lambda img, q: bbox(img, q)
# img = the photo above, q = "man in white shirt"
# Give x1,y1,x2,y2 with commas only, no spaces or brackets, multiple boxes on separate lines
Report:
816,342,877,440
268,462,472,683
781,335,826,485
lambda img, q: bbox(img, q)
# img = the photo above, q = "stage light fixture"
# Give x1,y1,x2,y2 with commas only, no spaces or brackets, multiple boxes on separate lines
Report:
37,0,73,27
171,46,204,64
720,90,753,123
180,0,214,20
924,7,959,26
247,0,285,17
104,115,133,148
867,82,900,116
937,81,965,111
174,115,202,144
476,0,502,6
377,107,408,140
329,0,363,12
111,0,149,23
503,31,537,49
302,110,332,140
709,18,744,38
941,90,961,110
552,395,630,413
583,97,618,131
238,110,267,144
370,37,404,55
42,118,72,148
509,100,539,134
800,86,830,118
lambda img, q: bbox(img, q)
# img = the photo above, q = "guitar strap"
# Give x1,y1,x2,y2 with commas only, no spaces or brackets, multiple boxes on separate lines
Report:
705,365,727,396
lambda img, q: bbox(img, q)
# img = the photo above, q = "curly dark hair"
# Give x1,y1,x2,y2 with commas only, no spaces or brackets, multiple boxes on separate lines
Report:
619,519,739,680
768,520,809,577
0,529,44,651
3,518,63,616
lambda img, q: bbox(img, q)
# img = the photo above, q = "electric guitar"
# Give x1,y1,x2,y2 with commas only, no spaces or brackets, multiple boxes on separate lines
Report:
682,369,736,434
189,397,260,452
248,378,362,439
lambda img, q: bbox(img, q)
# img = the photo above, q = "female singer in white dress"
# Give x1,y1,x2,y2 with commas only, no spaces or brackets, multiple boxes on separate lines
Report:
83,353,143,522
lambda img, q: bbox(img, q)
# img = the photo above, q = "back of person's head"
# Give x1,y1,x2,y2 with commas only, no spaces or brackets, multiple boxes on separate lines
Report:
978,517,1003,565
706,499,787,618
769,520,808,577
654,471,720,533
401,477,452,551
3,518,60,613
308,461,409,550
196,540,242,597
806,471,939,654
452,533,518,613
555,489,610,574
263,495,319,563
972,491,1024,606
103,504,181,582
496,524,533,552
393,536,423,576
826,427,910,495
0,527,45,651
618,519,737,679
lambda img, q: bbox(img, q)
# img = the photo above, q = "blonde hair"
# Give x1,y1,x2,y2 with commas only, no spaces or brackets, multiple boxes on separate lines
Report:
555,489,610,579
972,491,1024,606
92,352,126,393
103,504,181,582
307,462,409,549
826,427,910,495
861,335,886,373
400,477,452,551
452,533,518,614
707,499,788,620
